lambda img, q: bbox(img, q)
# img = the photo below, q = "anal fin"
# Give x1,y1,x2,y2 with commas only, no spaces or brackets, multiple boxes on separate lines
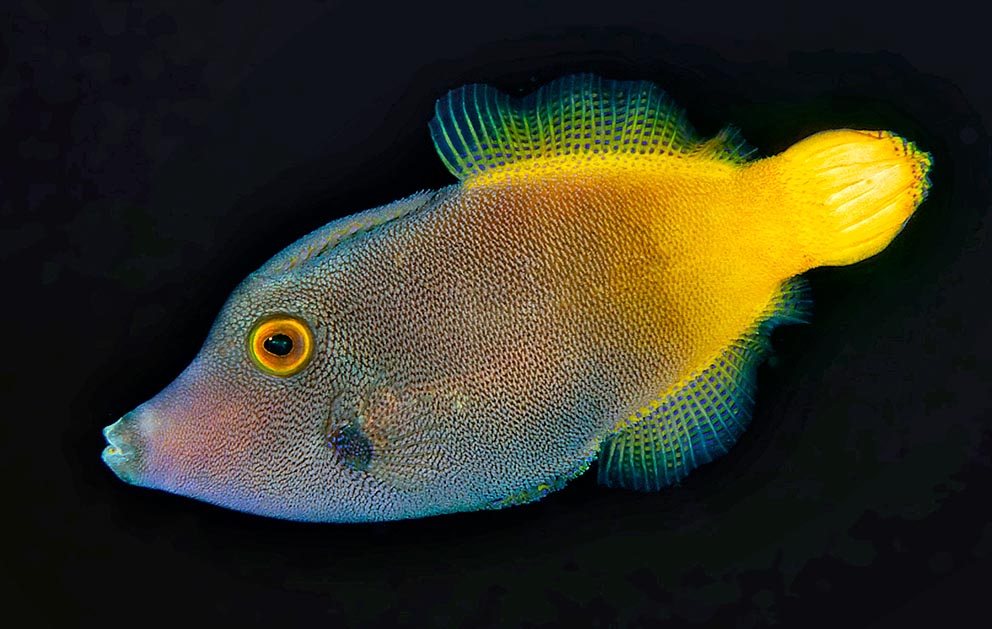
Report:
598,277,811,491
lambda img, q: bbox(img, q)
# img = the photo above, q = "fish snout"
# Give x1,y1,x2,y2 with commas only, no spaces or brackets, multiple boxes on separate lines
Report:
102,412,148,485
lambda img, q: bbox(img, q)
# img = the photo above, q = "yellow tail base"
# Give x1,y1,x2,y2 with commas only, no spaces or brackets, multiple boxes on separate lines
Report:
766,129,932,269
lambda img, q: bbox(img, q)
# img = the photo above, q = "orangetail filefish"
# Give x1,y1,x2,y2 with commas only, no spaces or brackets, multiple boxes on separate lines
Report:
102,75,932,522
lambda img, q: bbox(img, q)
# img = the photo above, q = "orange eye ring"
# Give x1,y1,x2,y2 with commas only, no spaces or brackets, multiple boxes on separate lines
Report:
247,314,314,377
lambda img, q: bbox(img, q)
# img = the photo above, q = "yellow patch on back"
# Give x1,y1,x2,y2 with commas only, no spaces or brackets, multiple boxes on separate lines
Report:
430,74,931,490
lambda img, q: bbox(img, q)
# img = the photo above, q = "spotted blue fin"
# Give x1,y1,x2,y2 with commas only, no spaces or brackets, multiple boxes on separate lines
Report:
428,74,756,181
597,277,811,491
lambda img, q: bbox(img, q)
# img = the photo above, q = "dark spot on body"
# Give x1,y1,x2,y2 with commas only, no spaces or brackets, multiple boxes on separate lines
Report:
328,421,374,472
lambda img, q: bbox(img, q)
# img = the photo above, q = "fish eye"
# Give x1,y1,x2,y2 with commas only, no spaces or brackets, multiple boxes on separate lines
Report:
247,314,314,377
264,334,293,356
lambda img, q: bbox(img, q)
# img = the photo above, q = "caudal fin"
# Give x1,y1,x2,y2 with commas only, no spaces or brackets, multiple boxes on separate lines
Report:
773,129,932,268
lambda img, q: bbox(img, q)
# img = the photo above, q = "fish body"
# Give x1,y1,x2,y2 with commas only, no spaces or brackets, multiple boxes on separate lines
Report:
102,75,932,522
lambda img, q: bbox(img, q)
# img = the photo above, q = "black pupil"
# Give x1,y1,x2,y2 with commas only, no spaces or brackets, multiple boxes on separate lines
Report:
263,334,293,356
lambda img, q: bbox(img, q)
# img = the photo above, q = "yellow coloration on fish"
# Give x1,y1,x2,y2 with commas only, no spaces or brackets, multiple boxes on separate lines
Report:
455,127,927,434
102,75,932,521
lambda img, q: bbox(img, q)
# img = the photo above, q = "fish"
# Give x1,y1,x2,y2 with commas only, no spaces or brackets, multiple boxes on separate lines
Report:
101,74,933,522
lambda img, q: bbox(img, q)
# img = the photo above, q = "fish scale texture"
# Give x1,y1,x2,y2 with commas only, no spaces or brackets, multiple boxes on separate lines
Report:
190,164,784,520
101,75,932,522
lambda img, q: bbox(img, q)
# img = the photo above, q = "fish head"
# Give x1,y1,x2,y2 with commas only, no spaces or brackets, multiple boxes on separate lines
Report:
101,266,379,522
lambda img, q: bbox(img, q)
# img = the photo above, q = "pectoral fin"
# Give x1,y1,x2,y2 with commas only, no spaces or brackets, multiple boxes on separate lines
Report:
325,387,443,491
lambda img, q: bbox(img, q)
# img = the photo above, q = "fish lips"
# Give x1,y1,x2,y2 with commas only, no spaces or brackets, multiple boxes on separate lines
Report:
102,412,148,486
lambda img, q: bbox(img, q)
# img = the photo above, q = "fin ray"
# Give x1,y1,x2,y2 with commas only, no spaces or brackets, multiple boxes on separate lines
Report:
429,74,756,181
598,277,812,491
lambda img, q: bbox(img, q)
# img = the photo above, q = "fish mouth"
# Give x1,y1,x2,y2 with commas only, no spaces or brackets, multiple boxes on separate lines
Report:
102,413,145,485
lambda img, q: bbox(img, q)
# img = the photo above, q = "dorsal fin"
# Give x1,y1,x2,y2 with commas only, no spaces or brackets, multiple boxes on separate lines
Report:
261,190,435,275
597,277,811,491
428,74,756,181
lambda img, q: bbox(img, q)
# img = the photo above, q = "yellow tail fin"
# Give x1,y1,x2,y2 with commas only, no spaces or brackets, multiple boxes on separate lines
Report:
768,129,932,269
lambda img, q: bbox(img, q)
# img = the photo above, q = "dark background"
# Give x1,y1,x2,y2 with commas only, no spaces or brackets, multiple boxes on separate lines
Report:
3,0,990,626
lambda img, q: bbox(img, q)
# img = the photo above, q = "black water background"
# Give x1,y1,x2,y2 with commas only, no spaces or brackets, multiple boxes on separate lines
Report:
3,1,990,626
